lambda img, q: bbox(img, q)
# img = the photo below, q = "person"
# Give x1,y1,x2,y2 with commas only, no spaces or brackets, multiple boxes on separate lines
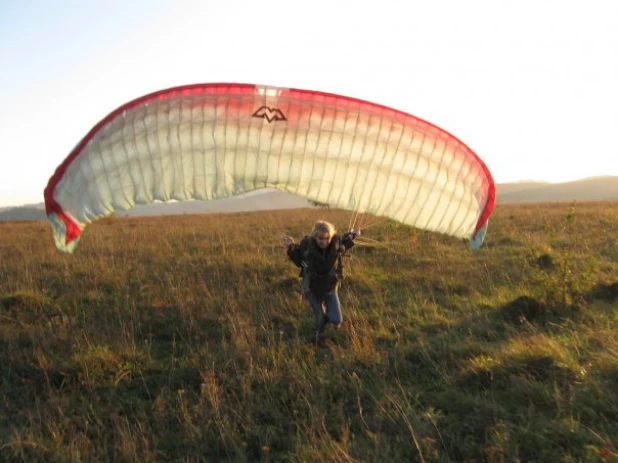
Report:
283,221,360,340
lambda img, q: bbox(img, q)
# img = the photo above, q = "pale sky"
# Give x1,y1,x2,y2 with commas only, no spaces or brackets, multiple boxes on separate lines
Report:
1,0,616,207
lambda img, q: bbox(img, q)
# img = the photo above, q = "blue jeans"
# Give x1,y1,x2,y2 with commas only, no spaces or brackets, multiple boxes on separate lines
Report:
306,289,342,332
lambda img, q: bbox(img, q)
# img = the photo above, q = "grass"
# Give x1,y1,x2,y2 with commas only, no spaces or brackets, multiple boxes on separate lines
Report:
1,201,617,462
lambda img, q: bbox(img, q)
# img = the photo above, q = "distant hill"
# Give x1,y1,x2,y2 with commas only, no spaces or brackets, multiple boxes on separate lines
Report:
0,203,46,221
122,189,313,217
496,177,618,203
0,190,313,222
1,177,617,222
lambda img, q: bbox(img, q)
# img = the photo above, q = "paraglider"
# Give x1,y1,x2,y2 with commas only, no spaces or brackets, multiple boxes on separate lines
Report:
44,83,495,253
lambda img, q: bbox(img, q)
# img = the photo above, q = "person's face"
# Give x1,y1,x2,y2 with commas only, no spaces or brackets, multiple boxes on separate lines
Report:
315,232,331,249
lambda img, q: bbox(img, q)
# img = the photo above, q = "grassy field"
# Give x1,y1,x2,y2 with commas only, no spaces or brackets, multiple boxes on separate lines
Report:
1,202,617,462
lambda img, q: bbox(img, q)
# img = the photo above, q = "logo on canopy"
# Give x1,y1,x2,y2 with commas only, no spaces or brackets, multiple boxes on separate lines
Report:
252,106,287,123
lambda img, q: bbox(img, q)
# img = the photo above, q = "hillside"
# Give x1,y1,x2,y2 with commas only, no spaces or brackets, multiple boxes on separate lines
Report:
0,203,617,461
496,176,618,203
0,190,313,222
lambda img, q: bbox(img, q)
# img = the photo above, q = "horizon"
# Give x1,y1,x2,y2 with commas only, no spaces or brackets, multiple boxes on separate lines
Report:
2,175,617,209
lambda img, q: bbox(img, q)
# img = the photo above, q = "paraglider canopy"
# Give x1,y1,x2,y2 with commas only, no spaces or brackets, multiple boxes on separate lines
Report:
44,83,495,253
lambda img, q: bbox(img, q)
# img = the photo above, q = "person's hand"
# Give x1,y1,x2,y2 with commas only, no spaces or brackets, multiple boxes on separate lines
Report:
282,236,295,247
350,227,361,238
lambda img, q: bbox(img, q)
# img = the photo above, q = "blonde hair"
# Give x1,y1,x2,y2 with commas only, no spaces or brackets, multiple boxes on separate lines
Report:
310,220,336,239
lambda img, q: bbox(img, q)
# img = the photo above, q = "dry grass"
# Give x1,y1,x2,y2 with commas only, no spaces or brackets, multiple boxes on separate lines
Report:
1,202,617,462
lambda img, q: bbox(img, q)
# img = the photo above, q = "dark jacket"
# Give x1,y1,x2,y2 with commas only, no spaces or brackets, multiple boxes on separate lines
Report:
287,233,356,299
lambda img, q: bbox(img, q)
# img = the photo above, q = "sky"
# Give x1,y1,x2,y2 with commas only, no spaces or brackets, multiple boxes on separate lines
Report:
1,0,617,207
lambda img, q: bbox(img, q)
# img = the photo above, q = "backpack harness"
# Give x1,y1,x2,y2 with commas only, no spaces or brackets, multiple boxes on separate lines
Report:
300,236,350,294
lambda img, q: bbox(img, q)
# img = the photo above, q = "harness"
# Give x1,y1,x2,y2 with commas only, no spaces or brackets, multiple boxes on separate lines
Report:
300,236,349,293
